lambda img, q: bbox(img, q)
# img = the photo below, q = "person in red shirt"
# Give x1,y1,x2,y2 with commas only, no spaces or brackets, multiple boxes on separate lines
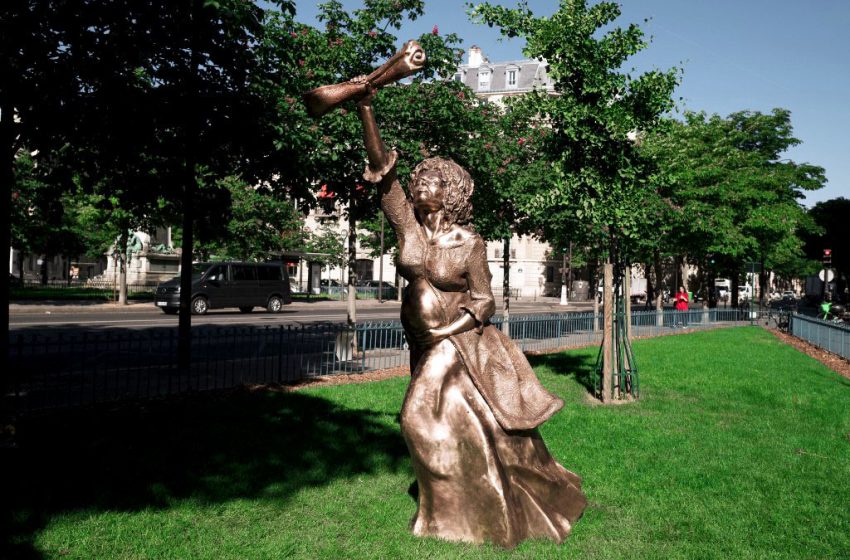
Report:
675,286,689,327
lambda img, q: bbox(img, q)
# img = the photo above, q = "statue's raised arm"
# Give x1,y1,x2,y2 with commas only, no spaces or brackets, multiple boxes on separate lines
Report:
301,40,426,188
302,40,426,118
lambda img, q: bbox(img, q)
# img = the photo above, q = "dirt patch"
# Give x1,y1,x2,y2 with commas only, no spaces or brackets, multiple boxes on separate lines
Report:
248,366,411,393
765,328,850,380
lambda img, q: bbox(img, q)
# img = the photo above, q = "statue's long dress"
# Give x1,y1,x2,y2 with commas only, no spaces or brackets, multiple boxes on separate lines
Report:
380,167,587,549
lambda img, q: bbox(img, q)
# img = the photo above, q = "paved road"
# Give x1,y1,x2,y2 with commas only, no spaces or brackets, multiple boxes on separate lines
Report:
9,297,598,332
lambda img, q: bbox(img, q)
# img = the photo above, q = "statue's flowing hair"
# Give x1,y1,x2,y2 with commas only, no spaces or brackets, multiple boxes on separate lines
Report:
410,157,474,225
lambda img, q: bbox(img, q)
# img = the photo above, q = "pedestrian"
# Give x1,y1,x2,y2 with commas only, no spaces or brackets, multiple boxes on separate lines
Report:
675,286,689,327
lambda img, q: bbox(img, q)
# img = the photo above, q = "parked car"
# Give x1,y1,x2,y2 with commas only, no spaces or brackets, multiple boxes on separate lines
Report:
358,280,397,298
320,279,348,295
154,261,292,314
768,289,797,309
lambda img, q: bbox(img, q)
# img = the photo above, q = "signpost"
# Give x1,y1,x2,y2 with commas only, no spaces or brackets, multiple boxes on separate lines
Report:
821,249,833,301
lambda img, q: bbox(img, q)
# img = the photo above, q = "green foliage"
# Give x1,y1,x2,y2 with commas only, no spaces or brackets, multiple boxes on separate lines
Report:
10,152,86,267
194,175,305,261
62,189,134,260
804,197,850,292
304,224,346,268
4,0,315,268
642,110,826,285
290,0,468,224
470,0,679,258
358,213,398,259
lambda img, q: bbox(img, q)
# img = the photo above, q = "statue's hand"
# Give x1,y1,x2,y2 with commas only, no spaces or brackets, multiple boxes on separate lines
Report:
414,327,450,347
351,75,376,106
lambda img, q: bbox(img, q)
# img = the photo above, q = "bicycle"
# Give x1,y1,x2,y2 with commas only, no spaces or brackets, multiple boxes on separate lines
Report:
766,308,791,332
819,301,847,323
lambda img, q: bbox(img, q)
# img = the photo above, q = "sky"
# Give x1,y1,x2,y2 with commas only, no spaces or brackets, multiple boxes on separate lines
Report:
285,0,850,207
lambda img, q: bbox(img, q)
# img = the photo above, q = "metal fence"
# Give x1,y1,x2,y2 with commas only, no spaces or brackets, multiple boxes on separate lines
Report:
7,308,762,413
789,314,850,360
13,279,158,295
493,307,756,354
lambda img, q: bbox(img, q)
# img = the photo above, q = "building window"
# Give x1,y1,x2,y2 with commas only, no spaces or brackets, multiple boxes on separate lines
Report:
507,69,517,88
453,73,462,82
546,266,554,283
478,69,490,91
510,248,517,259
494,247,501,259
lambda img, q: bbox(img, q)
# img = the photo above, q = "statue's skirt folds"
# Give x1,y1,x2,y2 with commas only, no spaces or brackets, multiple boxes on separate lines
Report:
400,326,587,549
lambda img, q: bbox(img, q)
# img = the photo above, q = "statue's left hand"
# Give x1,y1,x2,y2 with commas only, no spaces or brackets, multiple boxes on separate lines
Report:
414,327,450,347
351,75,376,106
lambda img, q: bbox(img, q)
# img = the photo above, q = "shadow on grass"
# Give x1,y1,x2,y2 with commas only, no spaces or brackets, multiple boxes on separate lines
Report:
1,388,409,559
526,351,598,394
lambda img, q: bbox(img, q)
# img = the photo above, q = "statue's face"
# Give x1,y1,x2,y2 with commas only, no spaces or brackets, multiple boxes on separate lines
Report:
413,170,444,213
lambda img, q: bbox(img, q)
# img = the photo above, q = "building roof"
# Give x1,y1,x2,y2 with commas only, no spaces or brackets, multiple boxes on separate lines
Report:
456,57,553,95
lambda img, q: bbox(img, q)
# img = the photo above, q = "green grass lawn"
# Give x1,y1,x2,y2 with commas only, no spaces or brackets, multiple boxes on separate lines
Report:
3,327,849,559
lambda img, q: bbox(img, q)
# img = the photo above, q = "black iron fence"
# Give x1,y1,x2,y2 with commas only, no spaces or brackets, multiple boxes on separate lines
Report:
6,308,769,413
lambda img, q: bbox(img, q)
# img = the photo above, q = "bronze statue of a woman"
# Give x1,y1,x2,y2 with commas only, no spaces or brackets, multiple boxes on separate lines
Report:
302,40,586,548
352,77,587,548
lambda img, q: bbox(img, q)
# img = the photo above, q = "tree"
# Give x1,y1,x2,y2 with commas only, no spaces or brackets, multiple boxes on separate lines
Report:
7,0,316,366
471,0,679,401
804,198,850,300
287,0,470,325
643,110,826,306
194,175,305,261
10,152,86,283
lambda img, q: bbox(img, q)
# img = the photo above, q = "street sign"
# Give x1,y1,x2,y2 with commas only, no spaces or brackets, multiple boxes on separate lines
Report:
818,269,835,282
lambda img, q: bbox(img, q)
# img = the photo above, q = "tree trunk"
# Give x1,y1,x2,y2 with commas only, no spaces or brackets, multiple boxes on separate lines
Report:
502,237,510,336
347,212,357,329
177,178,195,371
40,255,48,285
707,264,716,309
758,258,768,307
624,265,632,341
654,251,664,326
601,262,613,403
177,0,201,373
731,274,739,308
117,229,129,305
645,260,654,306
378,213,384,303
119,254,128,304
17,254,25,286
591,258,599,331
1,104,13,396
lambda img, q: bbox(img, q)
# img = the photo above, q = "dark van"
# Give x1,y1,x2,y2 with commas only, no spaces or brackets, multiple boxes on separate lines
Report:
155,261,292,315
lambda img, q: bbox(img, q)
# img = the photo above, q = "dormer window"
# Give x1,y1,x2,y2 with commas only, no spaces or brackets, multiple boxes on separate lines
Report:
506,67,518,89
478,68,491,91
